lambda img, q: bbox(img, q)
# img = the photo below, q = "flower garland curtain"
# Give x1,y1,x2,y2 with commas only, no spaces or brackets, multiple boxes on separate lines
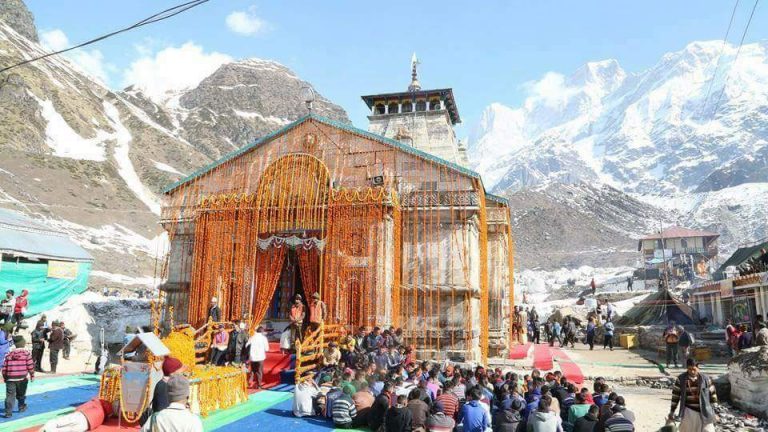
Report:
296,247,320,300
249,246,287,328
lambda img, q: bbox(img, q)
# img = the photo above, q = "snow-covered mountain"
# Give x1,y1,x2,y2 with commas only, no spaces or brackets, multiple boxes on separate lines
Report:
0,1,347,290
470,41,768,265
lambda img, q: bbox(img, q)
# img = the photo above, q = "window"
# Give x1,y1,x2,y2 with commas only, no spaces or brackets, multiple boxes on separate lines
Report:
375,103,385,114
388,102,399,114
681,238,688,249
415,100,426,111
402,102,413,113
430,99,442,110
420,181,437,191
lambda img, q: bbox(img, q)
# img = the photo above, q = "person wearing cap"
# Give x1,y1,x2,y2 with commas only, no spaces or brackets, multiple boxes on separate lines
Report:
228,320,249,365
149,357,186,415
293,372,320,417
308,292,327,332
47,320,64,374
290,294,305,344
493,397,523,432
2,335,34,418
207,297,221,323
246,326,270,389
30,321,46,372
322,341,341,368
140,375,202,432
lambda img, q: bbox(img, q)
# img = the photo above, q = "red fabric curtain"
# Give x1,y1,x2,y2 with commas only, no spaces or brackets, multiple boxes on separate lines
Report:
250,246,287,328
296,247,320,300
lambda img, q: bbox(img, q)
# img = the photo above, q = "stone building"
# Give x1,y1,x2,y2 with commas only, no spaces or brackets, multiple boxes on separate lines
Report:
159,60,513,362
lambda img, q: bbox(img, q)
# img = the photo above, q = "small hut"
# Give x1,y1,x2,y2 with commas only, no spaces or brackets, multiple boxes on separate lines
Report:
615,289,699,326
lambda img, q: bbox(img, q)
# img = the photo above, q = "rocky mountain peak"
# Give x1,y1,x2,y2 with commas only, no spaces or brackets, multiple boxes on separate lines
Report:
0,0,38,42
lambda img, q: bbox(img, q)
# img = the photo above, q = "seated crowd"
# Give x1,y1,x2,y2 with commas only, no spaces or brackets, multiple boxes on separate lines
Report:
292,326,637,432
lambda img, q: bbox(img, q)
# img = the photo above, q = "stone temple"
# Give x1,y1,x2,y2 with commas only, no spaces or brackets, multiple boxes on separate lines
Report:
159,56,514,363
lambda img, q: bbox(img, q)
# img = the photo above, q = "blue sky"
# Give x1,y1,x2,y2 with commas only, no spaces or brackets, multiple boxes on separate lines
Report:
26,0,768,136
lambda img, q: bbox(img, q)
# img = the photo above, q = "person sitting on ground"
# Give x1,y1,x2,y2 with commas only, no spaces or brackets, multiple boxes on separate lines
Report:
331,384,357,428
567,392,591,428
596,392,618,432
756,322,768,346
572,404,599,432
385,394,413,432
351,383,375,427
580,388,594,405
459,386,491,432
494,397,524,432
526,394,563,432
140,375,203,432
293,373,320,417
437,380,460,419
542,385,560,419
593,384,611,408
369,382,394,430
407,387,430,429
427,401,456,432
738,324,753,350
604,396,635,432
563,386,580,423
322,342,341,368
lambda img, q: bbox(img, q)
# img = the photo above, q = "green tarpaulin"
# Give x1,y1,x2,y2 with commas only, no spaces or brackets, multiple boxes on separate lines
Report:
0,259,91,317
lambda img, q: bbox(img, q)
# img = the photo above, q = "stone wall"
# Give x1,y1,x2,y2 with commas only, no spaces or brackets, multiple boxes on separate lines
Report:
728,346,768,419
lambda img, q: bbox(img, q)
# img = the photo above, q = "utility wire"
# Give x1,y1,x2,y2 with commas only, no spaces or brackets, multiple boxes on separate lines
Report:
709,0,760,118
0,0,212,75
700,0,741,115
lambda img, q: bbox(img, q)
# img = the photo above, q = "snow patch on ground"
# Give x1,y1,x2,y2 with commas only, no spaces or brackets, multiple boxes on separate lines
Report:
39,291,151,350
41,218,160,257
233,109,291,125
103,101,161,215
516,265,636,304
37,98,109,161
90,270,156,287
152,160,184,175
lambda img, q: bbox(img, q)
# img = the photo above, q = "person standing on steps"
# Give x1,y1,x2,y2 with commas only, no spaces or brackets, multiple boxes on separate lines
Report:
207,297,221,323
308,292,327,333
290,294,305,344
246,326,269,389
48,321,64,374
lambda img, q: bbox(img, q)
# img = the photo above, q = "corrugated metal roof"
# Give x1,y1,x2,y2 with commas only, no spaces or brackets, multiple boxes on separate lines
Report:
163,113,483,194
0,208,94,262
640,226,720,241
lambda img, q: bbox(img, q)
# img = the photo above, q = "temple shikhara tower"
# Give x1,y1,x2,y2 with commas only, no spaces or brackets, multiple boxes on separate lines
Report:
159,56,514,362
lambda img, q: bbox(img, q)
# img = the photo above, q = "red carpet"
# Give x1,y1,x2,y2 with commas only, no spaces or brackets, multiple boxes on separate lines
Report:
508,342,532,360
532,344,553,371
262,342,291,389
551,348,584,384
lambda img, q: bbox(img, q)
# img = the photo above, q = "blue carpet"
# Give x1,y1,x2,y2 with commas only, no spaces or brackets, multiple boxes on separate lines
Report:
215,399,336,431
0,383,98,420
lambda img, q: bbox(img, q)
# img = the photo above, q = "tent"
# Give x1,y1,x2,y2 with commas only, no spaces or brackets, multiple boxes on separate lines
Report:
615,289,699,326
714,240,768,280
0,208,93,316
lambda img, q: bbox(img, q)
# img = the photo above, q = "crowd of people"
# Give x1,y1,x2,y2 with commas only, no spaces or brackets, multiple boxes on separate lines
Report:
291,325,641,432
512,305,618,354
724,316,768,357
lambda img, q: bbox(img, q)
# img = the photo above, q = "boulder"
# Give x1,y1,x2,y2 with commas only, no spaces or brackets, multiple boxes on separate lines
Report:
728,346,768,419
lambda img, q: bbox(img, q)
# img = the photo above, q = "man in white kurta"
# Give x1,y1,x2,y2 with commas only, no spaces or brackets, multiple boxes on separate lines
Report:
246,326,270,388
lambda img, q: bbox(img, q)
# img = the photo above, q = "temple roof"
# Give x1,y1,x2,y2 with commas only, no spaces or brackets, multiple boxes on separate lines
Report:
360,88,461,125
163,113,499,199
